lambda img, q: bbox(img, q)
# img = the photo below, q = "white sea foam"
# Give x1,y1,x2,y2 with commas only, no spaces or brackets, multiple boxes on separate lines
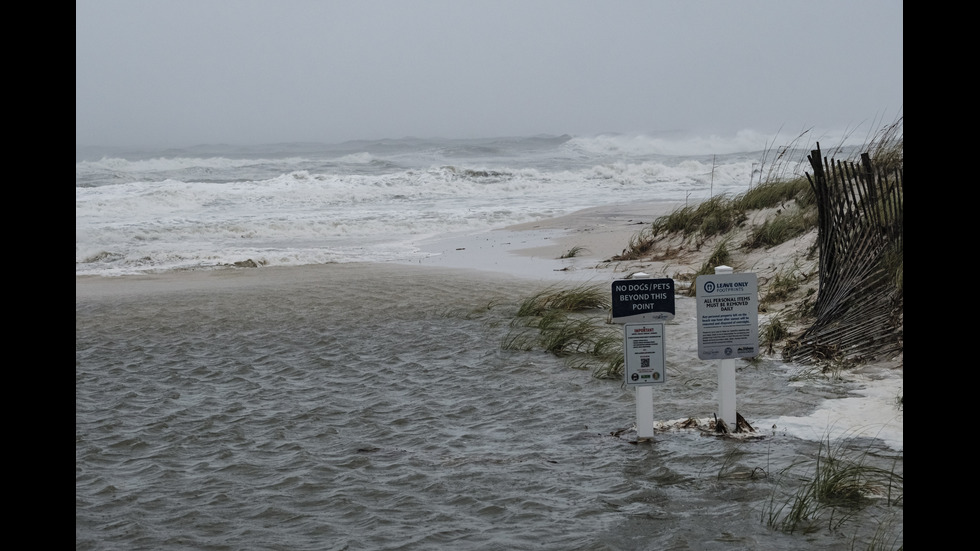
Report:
764,367,903,452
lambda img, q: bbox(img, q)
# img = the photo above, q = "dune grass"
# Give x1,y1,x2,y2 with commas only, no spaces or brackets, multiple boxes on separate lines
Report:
863,114,904,174
505,311,609,356
762,433,903,539
647,194,747,244
620,115,902,266
559,245,589,259
742,205,818,250
620,176,817,262
759,261,815,310
514,282,609,317
681,237,735,297
760,314,789,355
500,283,624,377
738,176,815,210
617,125,826,262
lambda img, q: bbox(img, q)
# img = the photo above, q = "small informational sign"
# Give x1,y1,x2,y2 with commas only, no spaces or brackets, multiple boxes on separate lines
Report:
623,323,666,386
695,272,759,360
611,278,675,323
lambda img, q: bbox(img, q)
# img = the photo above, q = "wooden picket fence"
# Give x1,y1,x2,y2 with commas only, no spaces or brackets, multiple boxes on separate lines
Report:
782,143,903,365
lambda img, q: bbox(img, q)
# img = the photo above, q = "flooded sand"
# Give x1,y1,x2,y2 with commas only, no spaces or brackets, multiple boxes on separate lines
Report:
77,263,902,550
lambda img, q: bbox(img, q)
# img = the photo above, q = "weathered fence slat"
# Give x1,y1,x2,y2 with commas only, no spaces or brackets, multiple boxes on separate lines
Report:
784,143,903,365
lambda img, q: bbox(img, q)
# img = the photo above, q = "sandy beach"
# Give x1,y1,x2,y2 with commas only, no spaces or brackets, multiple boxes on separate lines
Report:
75,202,680,301
409,201,686,281
410,198,824,304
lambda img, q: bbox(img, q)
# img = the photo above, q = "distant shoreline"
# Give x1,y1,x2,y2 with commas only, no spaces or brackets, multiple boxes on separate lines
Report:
76,200,686,292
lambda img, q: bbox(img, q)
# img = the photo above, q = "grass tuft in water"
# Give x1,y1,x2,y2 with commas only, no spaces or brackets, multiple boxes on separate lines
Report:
762,432,903,540
760,314,789,355
515,283,609,317
503,283,625,378
559,245,589,259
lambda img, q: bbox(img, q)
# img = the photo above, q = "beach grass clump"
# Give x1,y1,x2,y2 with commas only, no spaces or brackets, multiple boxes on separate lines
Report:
504,283,625,377
535,315,608,357
702,238,733,271
503,309,563,351
619,176,817,262
567,333,625,379
760,315,789,355
742,206,818,250
559,245,589,259
684,238,734,296
760,262,811,308
753,127,818,186
864,115,904,174
585,354,625,380
646,177,816,244
615,228,657,259
649,194,746,242
763,434,903,536
505,310,622,364
514,283,609,317
647,204,699,238
734,176,814,211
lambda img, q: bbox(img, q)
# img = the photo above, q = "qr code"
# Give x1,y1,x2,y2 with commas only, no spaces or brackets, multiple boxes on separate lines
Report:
640,357,650,368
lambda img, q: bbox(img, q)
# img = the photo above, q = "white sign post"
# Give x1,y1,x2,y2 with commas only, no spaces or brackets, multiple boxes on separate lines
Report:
623,322,665,440
695,266,759,428
611,273,674,442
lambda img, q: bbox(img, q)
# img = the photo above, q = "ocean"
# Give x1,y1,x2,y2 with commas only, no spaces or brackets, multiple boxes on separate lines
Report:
76,134,902,550
75,133,821,277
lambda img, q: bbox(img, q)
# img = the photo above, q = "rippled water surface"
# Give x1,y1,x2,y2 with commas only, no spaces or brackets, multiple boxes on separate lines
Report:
76,264,902,550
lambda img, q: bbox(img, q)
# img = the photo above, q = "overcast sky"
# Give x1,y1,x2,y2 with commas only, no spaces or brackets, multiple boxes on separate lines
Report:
76,1,903,148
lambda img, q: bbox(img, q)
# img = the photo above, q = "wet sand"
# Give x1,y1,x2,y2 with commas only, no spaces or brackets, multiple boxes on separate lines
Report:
409,200,684,281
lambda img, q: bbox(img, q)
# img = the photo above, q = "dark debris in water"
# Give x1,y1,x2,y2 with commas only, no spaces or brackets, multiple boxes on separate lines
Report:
610,412,765,444
714,412,756,434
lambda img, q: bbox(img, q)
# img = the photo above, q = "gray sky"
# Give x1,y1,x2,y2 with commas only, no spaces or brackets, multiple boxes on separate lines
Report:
76,0,903,148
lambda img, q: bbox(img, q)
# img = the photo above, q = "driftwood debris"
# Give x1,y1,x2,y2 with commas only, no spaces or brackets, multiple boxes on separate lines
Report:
783,143,903,365
713,412,756,435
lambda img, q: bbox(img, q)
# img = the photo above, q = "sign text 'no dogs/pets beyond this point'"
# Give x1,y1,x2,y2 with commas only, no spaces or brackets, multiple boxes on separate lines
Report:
610,278,675,324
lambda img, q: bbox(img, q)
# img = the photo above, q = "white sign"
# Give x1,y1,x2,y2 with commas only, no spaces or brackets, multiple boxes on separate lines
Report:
623,323,666,386
695,273,759,360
